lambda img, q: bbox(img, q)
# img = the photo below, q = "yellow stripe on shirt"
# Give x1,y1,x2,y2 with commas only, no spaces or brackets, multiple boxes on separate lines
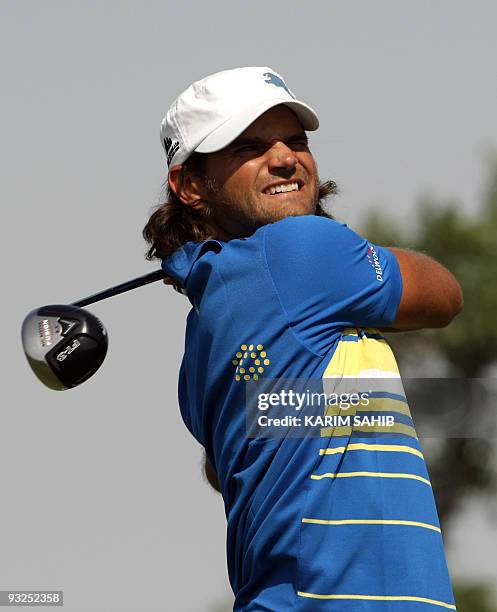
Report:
297,592,456,609
310,471,431,486
320,422,417,439
319,443,424,459
324,396,412,418
323,329,400,378
301,518,441,533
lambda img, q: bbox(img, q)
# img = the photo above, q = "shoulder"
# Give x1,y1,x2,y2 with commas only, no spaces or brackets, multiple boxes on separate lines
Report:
262,215,357,256
264,214,350,239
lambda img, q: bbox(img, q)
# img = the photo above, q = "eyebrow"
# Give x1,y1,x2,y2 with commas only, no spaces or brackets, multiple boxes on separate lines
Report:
232,132,309,147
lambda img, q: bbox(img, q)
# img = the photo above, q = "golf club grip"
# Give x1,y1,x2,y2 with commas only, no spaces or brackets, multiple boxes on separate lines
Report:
72,269,167,307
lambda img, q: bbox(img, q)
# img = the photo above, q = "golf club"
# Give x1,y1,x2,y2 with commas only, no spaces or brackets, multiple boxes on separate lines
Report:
21,269,166,391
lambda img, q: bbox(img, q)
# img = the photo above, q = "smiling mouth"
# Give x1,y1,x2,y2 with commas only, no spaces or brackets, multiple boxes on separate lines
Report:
263,181,303,195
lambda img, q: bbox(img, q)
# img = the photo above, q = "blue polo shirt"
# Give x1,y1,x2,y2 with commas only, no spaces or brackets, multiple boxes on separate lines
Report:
162,215,456,611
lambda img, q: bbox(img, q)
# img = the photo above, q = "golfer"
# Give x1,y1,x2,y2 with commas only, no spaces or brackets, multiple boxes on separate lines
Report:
143,67,462,611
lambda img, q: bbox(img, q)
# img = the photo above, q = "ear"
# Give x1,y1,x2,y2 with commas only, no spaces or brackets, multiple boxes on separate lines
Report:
168,165,207,211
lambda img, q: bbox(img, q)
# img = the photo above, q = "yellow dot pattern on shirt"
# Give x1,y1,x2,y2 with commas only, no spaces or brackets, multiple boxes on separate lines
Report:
232,343,270,381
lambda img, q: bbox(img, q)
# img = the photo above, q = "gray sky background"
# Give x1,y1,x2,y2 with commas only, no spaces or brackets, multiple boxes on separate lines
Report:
1,2,496,610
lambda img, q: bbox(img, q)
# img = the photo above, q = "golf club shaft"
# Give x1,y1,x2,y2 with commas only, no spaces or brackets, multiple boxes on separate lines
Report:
72,269,166,308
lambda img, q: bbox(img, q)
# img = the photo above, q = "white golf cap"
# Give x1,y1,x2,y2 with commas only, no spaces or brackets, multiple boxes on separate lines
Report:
160,66,319,169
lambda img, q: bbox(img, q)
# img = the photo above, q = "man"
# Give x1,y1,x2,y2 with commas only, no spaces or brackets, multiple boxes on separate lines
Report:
143,67,463,611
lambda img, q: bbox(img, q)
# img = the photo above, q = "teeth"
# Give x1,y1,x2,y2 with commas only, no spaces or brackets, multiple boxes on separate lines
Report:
267,182,299,195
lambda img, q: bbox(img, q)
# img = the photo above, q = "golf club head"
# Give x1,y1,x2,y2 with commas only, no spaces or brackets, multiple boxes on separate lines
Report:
21,304,108,390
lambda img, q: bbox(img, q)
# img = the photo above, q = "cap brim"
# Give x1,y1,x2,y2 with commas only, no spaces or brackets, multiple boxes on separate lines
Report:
194,98,319,155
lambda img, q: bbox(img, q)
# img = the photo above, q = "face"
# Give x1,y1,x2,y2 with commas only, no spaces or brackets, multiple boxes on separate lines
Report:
194,105,319,240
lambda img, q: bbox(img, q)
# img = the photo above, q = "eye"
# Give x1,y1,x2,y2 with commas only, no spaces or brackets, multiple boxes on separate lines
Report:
289,138,309,150
234,144,262,155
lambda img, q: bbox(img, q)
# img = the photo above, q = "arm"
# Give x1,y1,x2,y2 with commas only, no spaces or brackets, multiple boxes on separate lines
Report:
263,217,462,351
203,453,221,493
385,248,463,331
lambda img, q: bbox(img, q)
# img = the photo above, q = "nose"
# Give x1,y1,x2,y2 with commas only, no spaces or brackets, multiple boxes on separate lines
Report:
267,141,298,172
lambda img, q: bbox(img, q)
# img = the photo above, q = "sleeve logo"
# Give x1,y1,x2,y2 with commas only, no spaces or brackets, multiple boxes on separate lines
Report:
367,245,384,282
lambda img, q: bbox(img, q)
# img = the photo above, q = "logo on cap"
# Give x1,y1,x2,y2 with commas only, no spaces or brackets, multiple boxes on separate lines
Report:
163,137,180,165
263,72,295,99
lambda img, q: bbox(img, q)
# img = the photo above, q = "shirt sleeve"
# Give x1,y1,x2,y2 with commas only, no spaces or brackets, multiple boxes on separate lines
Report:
263,215,403,353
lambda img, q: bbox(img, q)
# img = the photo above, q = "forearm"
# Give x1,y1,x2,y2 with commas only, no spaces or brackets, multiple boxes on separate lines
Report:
204,454,221,493
385,247,464,331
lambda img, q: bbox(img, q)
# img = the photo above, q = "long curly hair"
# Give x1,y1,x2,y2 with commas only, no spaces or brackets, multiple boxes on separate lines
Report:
143,153,338,289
